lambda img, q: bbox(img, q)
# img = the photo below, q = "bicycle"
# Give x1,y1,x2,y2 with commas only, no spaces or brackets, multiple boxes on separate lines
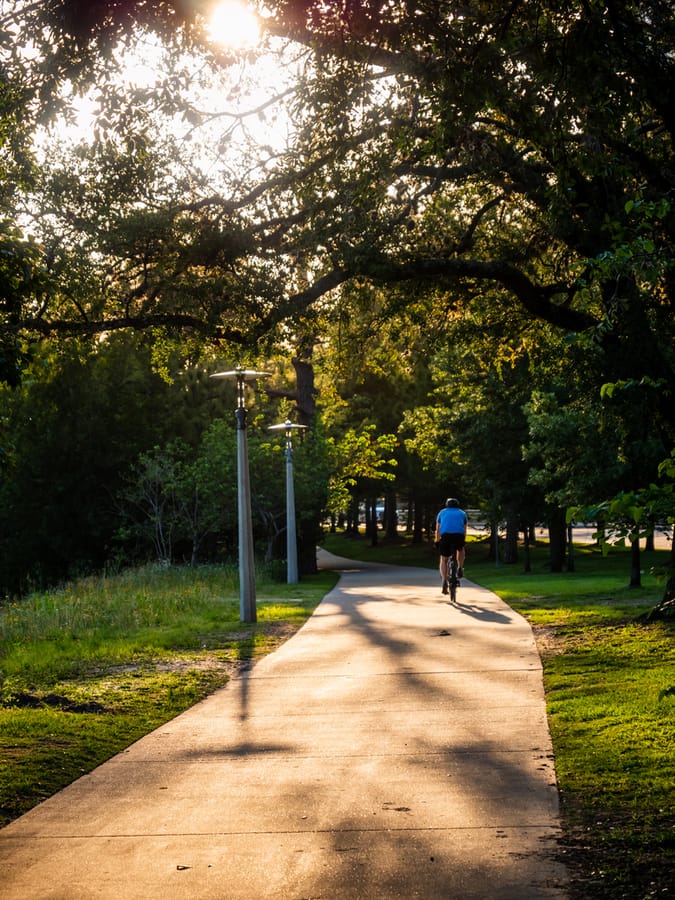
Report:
447,550,460,604
441,549,461,603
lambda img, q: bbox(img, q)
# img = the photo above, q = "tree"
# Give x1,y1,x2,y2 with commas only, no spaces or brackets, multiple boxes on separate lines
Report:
2,1,673,406
524,389,622,569
119,442,185,565
313,279,438,540
2,2,674,590
645,450,675,619
257,1,675,412
0,334,186,591
326,425,397,536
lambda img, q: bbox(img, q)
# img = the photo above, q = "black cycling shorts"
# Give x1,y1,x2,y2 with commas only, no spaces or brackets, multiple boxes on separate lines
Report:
439,533,465,556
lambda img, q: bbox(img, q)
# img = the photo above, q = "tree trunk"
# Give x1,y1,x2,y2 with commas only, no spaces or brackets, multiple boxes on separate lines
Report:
292,349,317,427
371,498,379,547
488,520,500,565
298,518,319,575
384,490,398,540
643,534,675,620
412,496,423,544
405,497,413,534
426,505,435,543
291,347,319,573
346,498,359,535
548,508,566,573
503,515,519,564
523,528,531,573
629,537,641,588
567,522,575,573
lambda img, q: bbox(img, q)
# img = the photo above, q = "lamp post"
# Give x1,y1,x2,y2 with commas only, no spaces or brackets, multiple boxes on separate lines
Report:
268,419,307,584
211,368,270,623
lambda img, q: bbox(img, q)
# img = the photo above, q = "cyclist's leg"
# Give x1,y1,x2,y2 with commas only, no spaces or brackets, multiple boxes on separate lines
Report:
446,537,459,576
457,541,466,577
438,535,450,588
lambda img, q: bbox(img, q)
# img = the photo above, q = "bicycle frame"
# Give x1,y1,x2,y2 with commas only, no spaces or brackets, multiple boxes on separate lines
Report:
448,551,460,603
440,549,460,602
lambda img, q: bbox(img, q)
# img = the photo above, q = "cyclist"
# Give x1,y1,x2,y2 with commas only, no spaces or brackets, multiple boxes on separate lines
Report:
435,498,467,594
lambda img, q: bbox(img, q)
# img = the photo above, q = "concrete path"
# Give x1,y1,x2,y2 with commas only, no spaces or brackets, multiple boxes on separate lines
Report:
0,553,569,899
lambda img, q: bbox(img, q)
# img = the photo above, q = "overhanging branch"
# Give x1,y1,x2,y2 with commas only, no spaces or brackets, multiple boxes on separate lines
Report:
363,257,597,331
270,255,597,334
17,313,245,343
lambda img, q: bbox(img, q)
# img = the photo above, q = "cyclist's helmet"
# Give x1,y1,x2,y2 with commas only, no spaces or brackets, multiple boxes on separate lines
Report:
446,498,460,508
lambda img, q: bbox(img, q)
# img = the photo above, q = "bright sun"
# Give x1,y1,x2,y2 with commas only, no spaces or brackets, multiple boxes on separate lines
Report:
207,1,260,49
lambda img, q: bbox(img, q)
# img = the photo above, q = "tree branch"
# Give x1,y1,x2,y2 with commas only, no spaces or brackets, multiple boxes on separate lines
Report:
360,256,598,332
17,313,245,343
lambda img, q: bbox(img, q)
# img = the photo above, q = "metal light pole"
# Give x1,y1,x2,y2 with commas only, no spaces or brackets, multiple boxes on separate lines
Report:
211,368,270,623
268,419,307,584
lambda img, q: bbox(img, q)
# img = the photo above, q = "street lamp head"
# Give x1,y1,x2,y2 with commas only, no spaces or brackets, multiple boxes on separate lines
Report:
210,368,271,408
210,368,272,381
268,419,309,434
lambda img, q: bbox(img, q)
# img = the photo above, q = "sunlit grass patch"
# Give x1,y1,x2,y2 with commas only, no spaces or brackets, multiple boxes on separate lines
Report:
483,571,674,898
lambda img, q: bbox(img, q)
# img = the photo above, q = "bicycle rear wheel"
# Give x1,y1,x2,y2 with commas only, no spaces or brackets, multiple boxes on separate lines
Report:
449,559,458,603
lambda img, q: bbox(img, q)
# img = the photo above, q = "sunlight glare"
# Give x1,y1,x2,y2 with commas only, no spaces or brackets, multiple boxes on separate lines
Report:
207,1,260,48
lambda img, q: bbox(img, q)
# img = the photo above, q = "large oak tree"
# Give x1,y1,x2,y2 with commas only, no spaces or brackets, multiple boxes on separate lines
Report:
1,2,673,569
1,4,672,400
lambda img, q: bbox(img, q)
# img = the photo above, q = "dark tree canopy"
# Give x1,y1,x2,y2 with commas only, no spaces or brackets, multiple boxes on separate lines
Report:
0,0,673,438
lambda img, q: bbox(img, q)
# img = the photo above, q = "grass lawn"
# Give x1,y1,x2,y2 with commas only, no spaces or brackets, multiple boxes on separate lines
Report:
323,530,675,900
0,563,338,826
2,536,673,898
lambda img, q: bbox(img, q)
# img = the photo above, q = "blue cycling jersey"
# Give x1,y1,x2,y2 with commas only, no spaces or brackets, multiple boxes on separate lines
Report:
437,507,467,534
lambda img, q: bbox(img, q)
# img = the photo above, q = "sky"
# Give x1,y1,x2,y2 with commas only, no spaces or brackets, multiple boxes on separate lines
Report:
34,0,296,180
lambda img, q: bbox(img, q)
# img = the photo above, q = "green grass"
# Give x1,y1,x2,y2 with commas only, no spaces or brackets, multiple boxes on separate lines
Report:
323,530,674,899
0,562,337,827
3,536,674,897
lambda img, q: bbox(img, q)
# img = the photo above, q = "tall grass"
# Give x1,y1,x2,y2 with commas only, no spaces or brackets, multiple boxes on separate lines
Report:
1,563,239,645
0,564,243,686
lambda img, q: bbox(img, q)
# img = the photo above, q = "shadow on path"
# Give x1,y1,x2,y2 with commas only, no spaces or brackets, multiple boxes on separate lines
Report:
0,549,569,900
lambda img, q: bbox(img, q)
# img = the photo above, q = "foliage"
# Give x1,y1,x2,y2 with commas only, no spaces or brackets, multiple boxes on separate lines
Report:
524,390,622,511
118,436,225,565
1,1,674,604
0,1,672,405
571,487,673,553
0,335,188,592
0,337,333,592
326,424,397,516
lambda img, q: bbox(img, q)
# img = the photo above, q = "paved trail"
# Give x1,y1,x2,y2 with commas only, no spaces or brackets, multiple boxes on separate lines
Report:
0,552,568,898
